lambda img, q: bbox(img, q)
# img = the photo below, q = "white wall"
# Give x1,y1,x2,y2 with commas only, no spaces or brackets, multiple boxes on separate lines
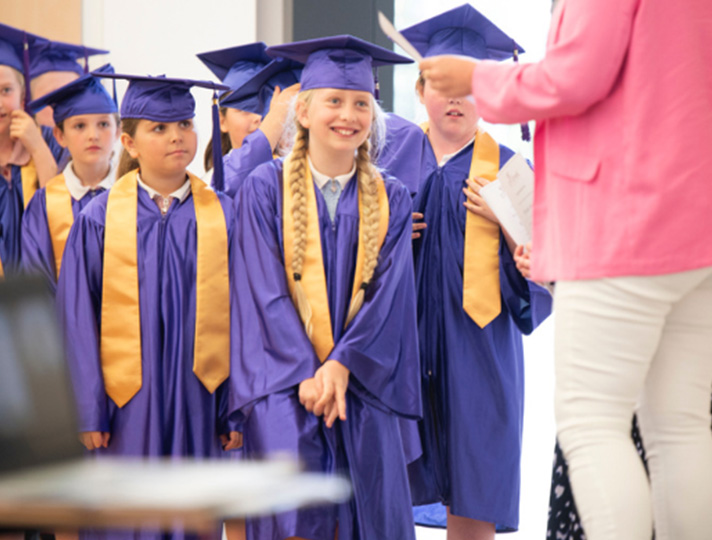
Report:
82,0,258,175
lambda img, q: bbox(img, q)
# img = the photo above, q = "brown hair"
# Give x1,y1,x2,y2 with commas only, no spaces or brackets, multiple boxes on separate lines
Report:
288,90,383,335
203,107,233,170
116,118,141,178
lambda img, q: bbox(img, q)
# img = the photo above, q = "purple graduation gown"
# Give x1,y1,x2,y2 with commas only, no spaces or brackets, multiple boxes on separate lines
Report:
0,126,68,275
21,185,107,294
219,129,273,198
407,139,553,532
378,113,427,196
56,184,237,540
232,159,421,540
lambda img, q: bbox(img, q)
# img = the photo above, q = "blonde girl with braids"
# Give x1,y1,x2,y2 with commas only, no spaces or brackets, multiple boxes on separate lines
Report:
231,37,421,540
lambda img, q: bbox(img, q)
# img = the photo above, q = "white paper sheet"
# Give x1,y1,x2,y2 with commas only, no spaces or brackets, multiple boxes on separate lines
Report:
479,153,534,246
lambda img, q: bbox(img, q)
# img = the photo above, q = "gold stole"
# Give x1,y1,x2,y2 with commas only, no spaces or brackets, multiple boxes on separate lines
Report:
421,124,502,328
282,154,389,363
101,169,230,407
463,130,501,327
45,174,74,280
21,161,38,209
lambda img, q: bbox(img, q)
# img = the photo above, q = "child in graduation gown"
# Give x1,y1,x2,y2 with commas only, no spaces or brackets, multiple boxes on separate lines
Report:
56,74,240,540
22,65,119,294
0,23,69,277
197,43,301,196
231,36,421,540
401,6,553,539
28,38,108,128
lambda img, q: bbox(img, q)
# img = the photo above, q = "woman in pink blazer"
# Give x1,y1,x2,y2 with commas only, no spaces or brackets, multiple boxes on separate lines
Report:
421,1,712,539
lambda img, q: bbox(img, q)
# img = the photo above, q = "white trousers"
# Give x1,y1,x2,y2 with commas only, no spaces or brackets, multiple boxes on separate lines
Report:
554,266,712,540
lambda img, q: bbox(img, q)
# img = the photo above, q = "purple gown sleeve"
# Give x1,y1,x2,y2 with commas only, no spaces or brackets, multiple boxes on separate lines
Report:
378,113,427,196
41,126,70,171
329,180,422,419
21,188,57,292
56,210,109,433
221,130,274,198
498,236,552,335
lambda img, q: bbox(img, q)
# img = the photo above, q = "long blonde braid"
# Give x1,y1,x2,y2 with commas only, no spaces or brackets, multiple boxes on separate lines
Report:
344,138,382,326
288,93,314,338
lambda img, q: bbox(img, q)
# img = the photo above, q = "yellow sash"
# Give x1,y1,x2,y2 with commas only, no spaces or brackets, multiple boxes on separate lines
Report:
101,169,230,407
0,255,3,279
45,174,74,280
21,161,38,209
463,129,501,328
420,124,501,328
282,153,389,363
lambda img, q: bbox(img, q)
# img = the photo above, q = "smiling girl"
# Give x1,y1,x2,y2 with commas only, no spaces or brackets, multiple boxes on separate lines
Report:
22,66,119,293
232,36,419,540
56,73,240,540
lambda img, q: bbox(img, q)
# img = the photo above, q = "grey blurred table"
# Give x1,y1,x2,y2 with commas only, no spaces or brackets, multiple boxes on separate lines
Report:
0,457,350,532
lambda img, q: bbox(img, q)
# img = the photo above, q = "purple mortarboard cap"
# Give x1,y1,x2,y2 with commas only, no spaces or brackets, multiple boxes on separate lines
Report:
27,64,117,125
220,57,302,116
401,4,524,61
94,71,230,190
95,72,228,121
403,5,531,140
29,40,108,79
266,35,411,95
0,23,47,108
197,42,271,94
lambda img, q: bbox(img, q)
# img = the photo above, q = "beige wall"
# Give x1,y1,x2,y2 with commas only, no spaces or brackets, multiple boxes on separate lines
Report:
0,0,82,43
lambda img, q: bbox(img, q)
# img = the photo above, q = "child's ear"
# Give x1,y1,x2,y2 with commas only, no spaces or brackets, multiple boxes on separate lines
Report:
295,99,310,129
53,126,68,148
416,79,426,105
120,132,139,159
218,110,229,134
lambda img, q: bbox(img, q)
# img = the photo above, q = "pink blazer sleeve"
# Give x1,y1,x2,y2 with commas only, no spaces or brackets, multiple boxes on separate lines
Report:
473,0,639,124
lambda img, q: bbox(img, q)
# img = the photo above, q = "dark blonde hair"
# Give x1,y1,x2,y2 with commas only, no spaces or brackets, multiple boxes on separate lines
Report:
116,118,141,178
289,90,384,334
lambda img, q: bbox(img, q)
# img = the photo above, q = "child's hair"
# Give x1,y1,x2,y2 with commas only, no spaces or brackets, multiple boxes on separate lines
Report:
55,112,120,133
116,117,142,178
415,72,426,93
203,107,233,170
289,89,386,335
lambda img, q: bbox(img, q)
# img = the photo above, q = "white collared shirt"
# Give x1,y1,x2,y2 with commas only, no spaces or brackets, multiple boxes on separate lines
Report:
63,160,117,201
136,173,192,204
438,135,476,167
308,157,357,190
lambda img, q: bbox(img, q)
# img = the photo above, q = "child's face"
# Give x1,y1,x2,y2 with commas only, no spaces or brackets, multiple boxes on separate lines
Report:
419,78,479,142
54,114,119,168
297,88,372,157
220,107,261,149
31,71,81,128
123,119,198,178
0,66,23,134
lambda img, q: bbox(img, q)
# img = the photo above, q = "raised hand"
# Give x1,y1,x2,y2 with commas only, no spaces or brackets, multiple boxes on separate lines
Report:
420,55,477,98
